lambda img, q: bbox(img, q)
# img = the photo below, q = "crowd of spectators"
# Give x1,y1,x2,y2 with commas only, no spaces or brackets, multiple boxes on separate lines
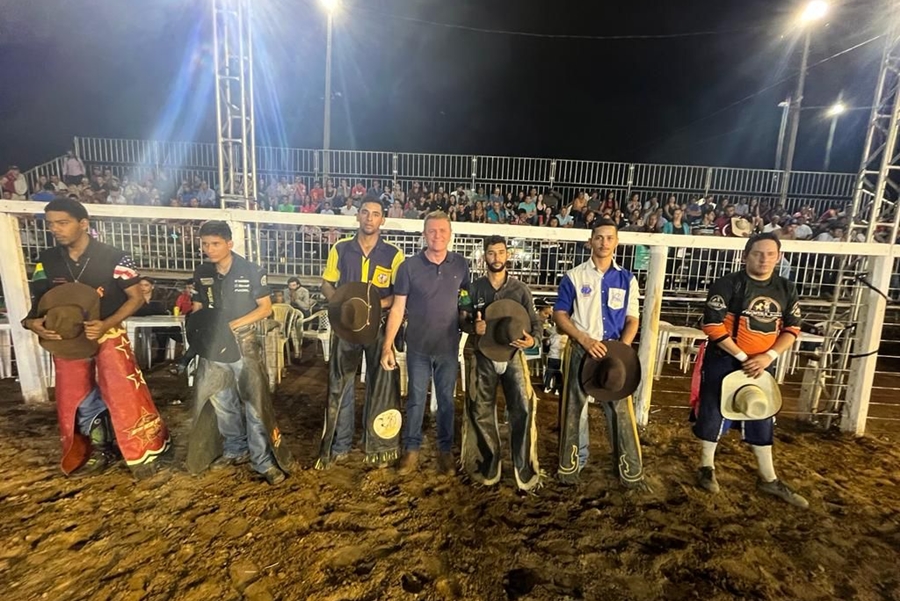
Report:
7,157,897,244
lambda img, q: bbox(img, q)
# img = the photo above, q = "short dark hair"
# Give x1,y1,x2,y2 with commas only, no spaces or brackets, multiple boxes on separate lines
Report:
744,232,781,255
483,235,507,252
287,277,301,286
360,195,382,211
590,218,618,236
43,182,55,191
139,276,155,285
44,197,89,221
198,220,232,240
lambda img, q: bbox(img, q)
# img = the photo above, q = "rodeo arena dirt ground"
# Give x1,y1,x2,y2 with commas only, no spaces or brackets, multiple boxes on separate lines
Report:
1,349,900,601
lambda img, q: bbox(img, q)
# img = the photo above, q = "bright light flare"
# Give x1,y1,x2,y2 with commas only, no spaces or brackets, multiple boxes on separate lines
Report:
800,0,828,24
320,0,340,14
826,102,846,117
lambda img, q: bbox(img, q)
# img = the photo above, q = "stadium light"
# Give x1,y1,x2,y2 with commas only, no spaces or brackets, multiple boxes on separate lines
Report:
320,0,339,14
826,102,846,118
799,0,828,24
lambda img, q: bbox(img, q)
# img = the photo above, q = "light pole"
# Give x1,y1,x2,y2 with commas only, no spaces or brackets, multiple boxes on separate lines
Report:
823,97,846,171
780,0,828,205
775,97,791,169
320,0,339,183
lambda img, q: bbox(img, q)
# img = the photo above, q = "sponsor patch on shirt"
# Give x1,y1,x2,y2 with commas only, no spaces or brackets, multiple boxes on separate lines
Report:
200,278,214,286
707,294,727,311
372,265,392,288
580,285,593,296
608,287,626,310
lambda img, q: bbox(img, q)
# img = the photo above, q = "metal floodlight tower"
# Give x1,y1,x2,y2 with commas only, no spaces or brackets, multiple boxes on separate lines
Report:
808,10,900,430
212,0,257,209
846,17,900,243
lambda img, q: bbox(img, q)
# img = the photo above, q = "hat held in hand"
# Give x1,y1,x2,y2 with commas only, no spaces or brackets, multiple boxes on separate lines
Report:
328,282,380,345
36,282,101,360
720,370,782,420
579,340,642,402
478,299,532,362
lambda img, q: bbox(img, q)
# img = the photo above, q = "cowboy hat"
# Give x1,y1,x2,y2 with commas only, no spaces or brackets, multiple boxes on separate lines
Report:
720,371,782,420
478,299,532,362
36,283,101,360
579,340,641,402
185,308,241,363
328,282,380,345
730,217,753,238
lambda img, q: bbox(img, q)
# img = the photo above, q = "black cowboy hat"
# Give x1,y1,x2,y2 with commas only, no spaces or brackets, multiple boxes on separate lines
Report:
479,299,532,362
36,283,101,360
579,340,642,402
185,309,241,363
328,282,380,345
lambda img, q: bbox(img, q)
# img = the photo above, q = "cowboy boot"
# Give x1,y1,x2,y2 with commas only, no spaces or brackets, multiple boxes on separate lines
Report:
70,412,116,478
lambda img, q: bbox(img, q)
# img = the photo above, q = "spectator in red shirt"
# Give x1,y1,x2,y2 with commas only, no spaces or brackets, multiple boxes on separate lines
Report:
351,180,366,199
3,165,28,199
310,181,325,202
175,282,195,316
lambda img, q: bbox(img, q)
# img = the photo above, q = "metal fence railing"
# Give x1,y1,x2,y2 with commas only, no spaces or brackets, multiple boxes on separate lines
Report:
2,201,897,434
53,136,858,218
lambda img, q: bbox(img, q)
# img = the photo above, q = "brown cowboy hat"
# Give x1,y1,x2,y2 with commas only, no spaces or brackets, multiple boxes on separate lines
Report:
479,299,531,362
36,282,101,360
328,282,380,345
579,341,641,402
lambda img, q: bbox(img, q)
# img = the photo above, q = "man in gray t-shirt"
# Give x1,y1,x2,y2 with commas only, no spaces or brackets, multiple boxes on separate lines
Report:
382,211,469,476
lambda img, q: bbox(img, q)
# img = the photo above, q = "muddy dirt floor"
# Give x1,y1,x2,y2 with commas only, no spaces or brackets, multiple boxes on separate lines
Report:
1,348,899,601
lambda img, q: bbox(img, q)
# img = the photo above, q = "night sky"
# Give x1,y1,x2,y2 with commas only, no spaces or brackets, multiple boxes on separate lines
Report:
0,0,886,176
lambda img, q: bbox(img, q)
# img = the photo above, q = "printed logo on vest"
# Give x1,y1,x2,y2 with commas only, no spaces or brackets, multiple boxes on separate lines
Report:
707,295,727,311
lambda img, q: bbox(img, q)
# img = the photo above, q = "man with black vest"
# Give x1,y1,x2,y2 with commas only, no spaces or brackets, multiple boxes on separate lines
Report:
459,235,542,491
186,220,292,485
553,218,648,489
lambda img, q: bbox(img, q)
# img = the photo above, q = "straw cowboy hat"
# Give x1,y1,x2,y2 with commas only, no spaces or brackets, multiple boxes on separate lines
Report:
720,370,783,420
579,340,642,402
328,282,380,345
730,217,754,238
36,283,101,360
478,299,532,362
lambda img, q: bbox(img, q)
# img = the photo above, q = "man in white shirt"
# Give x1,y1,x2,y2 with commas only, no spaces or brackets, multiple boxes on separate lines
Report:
794,217,813,240
339,197,359,216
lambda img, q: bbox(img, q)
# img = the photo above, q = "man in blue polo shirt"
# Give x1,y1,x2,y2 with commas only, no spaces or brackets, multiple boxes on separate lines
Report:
382,211,469,476
317,196,405,469
553,218,648,490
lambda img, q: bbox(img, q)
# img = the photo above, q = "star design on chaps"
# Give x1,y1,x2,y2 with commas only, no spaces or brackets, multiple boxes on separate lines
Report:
114,338,132,360
126,408,163,445
126,369,147,390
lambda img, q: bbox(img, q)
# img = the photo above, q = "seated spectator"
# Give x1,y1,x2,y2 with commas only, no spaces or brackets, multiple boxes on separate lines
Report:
196,181,216,207
816,225,842,242
175,281,195,316
351,179,366,199
518,194,537,223
663,207,690,234
662,195,678,222
367,180,383,198
685,197,704,223
3,165,28,199
277,196,295,212
794,216,813,240
293,176,308,202
487,199,505,223
625,193,642,215
643,195,660,215
544,189,562,210
133,277,181,364
403,200,420,219
388,199,404,219
734,197,750,216
547,216,560,227
284,277,313,317
692,207,720,236
310,181,325,203
715,204,737,234
538,205,554,226
763,214,782,234
324,180,338,205
107,185,127,205
557,205,575,228
273,290,286,304
393,183,405,204
319,200,337,215
176,180,196,205
32,182,56,202
49,174,67,192
469,200,487,223
600,191,617,214
298,195,318,213
340,196,359,216
626,209,643,229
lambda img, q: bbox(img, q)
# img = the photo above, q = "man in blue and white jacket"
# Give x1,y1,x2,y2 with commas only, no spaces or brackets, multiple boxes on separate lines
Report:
553,219,647,489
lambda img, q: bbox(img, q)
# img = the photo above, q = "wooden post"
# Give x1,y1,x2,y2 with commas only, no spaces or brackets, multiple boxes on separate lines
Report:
0,214,49,403
634,245,667,426
842,254,892,435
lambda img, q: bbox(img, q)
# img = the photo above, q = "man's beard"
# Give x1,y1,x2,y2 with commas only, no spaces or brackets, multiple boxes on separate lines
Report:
487,262,506,273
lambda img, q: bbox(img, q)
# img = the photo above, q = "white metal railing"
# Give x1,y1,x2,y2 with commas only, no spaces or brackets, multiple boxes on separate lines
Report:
61,136,858,216
1,200,897,436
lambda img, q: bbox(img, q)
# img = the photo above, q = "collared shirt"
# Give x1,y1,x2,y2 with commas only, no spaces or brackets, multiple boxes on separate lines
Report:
192,252,270,324
394,251,470,356
29,237,140,320
554,259,640,341
322,235,404,298
463,274,542,343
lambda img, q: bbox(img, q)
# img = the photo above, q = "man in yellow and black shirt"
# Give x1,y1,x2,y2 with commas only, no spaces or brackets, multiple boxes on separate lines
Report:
694,232,809,508
316,196,405,469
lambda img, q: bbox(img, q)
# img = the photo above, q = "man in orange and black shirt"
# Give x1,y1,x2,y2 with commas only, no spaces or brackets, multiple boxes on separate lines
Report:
694,233,809,508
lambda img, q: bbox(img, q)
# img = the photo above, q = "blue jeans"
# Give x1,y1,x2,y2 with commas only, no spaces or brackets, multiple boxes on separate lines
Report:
208,359,275,474
75,388,108,435
404,349,458,452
